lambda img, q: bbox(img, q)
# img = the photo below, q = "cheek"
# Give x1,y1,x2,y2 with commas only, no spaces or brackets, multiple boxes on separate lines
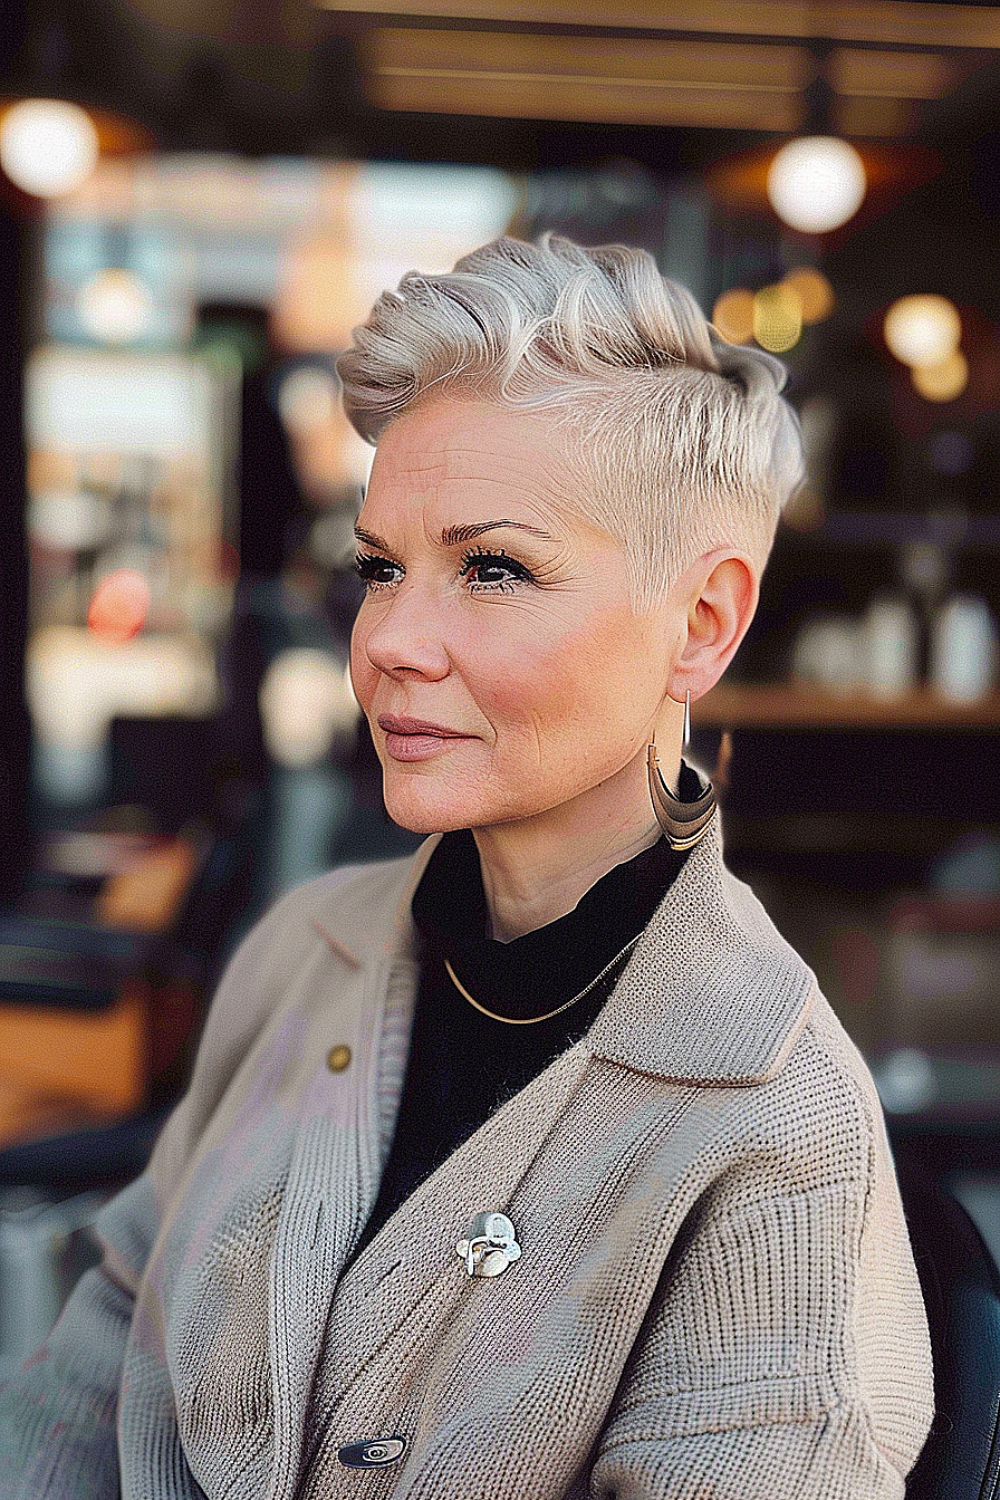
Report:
349,619,377,715
474,608,647,738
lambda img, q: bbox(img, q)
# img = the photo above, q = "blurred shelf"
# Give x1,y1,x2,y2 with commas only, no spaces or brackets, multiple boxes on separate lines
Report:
780,511,1000,550
699,683,1000,729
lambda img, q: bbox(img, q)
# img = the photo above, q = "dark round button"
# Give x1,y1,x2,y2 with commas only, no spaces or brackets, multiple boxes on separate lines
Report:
337,1436,406,1468
326,1044,352,1073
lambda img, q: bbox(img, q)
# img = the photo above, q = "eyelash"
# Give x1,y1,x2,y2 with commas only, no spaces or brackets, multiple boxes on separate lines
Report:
353,547,535,595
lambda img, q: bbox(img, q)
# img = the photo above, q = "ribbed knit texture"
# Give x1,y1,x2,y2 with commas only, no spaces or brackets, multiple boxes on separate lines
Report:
0,823,934,1499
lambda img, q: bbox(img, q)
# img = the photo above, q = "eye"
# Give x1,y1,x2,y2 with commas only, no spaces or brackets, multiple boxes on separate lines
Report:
355,551,403,591
459,547,533,593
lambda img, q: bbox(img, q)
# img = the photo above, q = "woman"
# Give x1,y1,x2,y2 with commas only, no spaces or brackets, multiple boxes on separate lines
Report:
2,235,932,1498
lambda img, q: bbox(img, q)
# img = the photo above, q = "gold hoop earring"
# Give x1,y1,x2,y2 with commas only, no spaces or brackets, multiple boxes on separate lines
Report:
647,690,717,852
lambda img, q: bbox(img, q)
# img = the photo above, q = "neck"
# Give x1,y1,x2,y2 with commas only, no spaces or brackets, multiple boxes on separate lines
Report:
471,743,681,943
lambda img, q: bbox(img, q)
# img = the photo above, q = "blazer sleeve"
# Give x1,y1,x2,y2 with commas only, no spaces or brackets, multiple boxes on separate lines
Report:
0,871,346,1498
587,1091,934,1500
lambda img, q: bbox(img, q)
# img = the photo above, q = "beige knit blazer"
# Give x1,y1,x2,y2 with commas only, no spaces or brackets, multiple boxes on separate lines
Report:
1,821,934,1499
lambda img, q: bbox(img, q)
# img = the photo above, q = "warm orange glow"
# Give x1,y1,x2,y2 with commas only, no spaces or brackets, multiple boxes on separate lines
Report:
782,266,835,323
0,100,98,198
884,294,961,367
712,288,756,344
273,233,362,351
87,569,151,642
911,349,969,402
0,99,152,198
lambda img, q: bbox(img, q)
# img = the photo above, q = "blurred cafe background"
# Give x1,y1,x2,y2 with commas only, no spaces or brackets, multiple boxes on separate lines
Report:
2,0,1000,1370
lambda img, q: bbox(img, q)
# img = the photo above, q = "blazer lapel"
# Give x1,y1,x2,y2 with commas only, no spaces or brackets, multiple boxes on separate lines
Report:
264,950,418,1500
263,839,441,1497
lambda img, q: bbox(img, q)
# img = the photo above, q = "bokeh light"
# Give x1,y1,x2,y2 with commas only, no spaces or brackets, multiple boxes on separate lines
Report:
712,288,755,344
77,269,155,344
87,568,151,642
884,294,961,368
753,282,803,353
28,489,111,552
259,649,359,768
766,136,867,233
278,365,339,435
911,349,969,402
782,266,835,324
0,99,99,198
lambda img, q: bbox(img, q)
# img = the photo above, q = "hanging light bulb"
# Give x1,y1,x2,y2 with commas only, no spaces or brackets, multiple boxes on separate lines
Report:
767,136,867,234
0,98,99,198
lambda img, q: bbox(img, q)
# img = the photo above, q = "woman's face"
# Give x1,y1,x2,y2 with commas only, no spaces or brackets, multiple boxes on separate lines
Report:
350,398,679,835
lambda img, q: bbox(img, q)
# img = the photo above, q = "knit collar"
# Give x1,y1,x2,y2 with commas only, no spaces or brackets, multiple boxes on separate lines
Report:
314,814,815,1088
585,816,816,1084
410,826,688,1022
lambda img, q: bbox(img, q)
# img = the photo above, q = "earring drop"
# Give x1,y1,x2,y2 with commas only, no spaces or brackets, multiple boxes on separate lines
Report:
646,689,717,852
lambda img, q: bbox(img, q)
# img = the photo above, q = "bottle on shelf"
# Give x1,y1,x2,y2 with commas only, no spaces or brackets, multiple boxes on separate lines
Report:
929,594,999,703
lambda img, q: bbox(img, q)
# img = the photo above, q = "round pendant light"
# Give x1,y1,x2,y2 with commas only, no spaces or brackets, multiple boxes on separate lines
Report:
0,97,99,198
766,136,867,234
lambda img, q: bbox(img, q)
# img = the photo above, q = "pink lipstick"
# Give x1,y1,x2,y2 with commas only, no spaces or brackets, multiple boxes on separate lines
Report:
377,713,473,762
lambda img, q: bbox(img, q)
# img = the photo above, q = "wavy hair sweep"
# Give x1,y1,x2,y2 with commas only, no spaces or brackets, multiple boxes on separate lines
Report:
337,234,804,608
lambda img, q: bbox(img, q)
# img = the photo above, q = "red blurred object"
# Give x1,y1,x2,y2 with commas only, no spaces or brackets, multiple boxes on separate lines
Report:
87,568,150,642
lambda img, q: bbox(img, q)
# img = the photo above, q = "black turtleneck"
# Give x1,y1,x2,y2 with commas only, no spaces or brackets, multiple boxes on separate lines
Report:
351,764,702,1259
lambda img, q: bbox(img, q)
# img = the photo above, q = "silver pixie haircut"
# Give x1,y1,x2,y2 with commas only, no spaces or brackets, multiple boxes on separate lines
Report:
338,234,804,608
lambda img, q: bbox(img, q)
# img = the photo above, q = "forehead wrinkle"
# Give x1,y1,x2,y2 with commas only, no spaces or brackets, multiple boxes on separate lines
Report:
367,408,585,544
438,440,567,489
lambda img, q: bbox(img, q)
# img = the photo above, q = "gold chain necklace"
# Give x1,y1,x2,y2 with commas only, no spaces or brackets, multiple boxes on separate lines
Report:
443,933,641,1027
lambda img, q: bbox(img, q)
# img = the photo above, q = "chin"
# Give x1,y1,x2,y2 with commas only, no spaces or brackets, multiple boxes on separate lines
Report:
381,773,521,836
382,783,478,836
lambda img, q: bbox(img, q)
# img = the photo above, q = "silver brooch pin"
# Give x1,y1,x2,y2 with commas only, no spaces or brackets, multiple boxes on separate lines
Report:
456,1211,522,1278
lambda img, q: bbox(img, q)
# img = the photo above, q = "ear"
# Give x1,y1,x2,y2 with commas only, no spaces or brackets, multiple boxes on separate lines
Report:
667,548,760,700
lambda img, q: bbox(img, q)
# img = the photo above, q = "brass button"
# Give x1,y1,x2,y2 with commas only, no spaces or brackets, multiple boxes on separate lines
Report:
326,1044,352,1073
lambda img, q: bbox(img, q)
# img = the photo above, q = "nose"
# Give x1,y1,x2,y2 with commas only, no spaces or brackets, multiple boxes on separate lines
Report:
357,581,451,682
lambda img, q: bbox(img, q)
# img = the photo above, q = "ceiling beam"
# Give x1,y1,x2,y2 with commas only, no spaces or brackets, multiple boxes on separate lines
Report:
361,27,960,133
316,0,1000,50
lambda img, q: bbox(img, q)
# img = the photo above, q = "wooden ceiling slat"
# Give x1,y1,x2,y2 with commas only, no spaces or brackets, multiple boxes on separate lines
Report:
368,71,806,129
317,0,1000,51
364,28,961,132
830,46,955,97
367,30,807,87
833,94,916,135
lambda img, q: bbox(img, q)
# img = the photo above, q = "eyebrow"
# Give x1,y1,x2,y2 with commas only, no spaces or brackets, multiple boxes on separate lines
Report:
354,519,555,552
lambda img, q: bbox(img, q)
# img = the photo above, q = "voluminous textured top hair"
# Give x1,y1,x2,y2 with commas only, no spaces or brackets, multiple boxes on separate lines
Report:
338,234,804,607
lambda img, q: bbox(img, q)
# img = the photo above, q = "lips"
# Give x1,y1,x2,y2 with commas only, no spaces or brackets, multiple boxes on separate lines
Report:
377,712,475,762
377,714,467,738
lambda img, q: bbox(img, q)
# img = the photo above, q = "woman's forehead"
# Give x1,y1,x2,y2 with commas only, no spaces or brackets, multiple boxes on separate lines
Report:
372,398,554,480
362,400,578,536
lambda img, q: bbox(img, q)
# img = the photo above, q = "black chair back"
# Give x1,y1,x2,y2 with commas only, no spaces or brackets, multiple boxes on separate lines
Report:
899,1161,1000,1499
